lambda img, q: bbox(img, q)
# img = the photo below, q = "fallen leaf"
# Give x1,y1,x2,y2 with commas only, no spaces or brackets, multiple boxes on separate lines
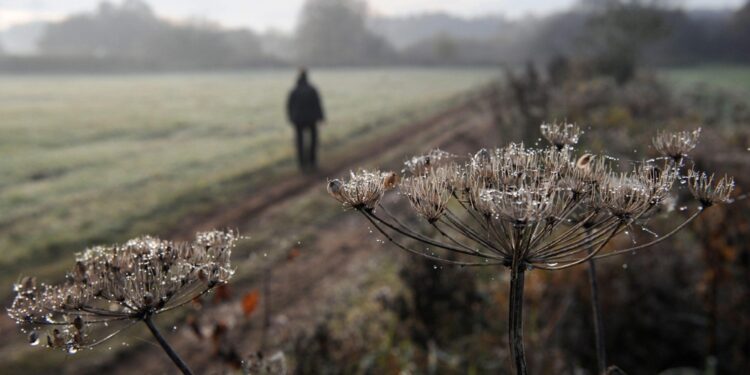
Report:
242,290,261,317
287,248,302,261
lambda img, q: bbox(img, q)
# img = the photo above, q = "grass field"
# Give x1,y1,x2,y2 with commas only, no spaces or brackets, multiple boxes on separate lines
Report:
1,65,747,288
2,64,749,374
0,68,496,286
661,65,750,92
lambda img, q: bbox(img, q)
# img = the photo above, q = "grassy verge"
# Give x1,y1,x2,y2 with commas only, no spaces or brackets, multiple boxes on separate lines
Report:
661,65,750,92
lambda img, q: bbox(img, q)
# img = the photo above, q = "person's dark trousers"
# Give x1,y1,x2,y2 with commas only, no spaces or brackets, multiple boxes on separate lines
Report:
294,122,318,171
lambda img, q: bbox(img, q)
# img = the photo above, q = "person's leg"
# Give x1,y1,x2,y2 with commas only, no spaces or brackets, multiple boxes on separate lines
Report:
302,126,312,170
294,125,305,170
310,125,318,169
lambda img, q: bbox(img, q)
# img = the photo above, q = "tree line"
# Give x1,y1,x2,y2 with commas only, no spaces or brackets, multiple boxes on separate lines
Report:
1,0,748,73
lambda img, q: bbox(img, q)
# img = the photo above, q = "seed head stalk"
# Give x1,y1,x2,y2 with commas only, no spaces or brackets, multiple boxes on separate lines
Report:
144,314,194,375
586,228,607,374
508,258,527,374
544,123,610,373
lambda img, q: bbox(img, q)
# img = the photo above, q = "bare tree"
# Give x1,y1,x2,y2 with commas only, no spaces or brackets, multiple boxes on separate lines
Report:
295,0,394,65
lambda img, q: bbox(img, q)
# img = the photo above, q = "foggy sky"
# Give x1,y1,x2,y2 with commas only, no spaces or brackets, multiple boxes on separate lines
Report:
0,0,745,31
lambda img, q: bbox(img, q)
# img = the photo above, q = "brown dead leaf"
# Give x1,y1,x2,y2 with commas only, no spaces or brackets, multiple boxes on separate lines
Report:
242,289,261,317
287,248,302,261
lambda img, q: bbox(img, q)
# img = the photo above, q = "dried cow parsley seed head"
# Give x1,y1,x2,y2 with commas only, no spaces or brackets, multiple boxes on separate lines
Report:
327,170,387,210
687,169,735,206
401,167,453,222
481,183,563,225
325,129,733,275
7,230,238,353
652,128,701,161
594,173,654,220
327,179,344,199
558,154,609,196
541,122,582,149
631,163,676,206
441,163,469,193
468,148,495,183
404,149,455,175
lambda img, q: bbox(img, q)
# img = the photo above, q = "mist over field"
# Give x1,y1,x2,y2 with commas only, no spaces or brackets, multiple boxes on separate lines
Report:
1,0,750,71
1,1,749,374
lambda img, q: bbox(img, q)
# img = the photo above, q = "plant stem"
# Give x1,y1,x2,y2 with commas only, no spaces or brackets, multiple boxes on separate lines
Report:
509,262,528,375
586,226,607,374
144,315,195,375
587,257,607,374
261,266,272,350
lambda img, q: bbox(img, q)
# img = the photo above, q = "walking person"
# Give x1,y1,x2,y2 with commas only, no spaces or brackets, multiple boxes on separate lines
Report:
286,68,325,172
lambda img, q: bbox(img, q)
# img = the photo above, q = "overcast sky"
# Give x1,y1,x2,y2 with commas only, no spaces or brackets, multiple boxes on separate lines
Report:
0,0,745,31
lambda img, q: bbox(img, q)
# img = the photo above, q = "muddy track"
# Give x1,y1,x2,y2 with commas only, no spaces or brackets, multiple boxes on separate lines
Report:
172,98,481,239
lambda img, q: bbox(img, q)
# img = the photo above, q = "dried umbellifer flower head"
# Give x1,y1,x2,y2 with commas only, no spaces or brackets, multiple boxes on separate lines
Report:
7,230,238,354
326,141,736,270
632,163,676,206
686,169,735,206
597,173,656,221
327,170,387,210
541,122,582,149
401,167,453,222
481,183,564,226
652,128,701,161
562,154,609,194
327,179,344,200
404,149,455,175
441,163,469,194
468,148,496,183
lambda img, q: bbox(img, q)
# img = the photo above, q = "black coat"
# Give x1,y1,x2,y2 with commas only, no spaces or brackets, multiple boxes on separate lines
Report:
287,77,324,127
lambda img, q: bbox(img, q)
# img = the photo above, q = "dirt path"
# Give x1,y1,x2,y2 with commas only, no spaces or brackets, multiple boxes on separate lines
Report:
171,97,482,240
10,94,500,375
